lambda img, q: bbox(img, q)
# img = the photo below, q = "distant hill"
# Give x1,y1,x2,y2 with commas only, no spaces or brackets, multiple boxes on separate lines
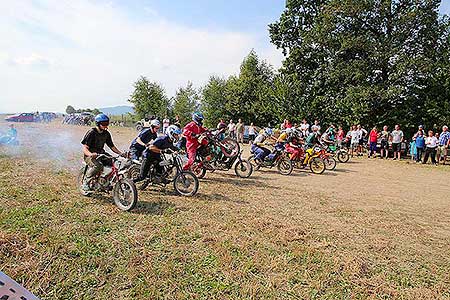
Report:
99,105,134,116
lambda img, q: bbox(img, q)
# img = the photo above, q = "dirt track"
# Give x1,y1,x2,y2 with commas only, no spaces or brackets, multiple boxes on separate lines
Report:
1,120,450,298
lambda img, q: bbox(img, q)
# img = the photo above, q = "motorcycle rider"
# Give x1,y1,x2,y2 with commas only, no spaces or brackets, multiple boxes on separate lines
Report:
251,129,271,163
285,128,303,161
138,125,182,183
129,119,160,161
81,114,125,192
183,112,208,171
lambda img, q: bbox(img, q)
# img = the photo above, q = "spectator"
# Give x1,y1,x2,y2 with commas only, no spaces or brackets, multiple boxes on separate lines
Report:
236,119,245,143
415,131,425,162
228,119,236,139
409,138,416,162
350,125,359,157
379,125,390,159
437,125,450,165
300,119,310,137
356,125,368,156
368,126,378,158
391,125,404,160
311,119,321,133
173,115,181,128
336,126,345,146
423,130,438,165
162,116,170,134
248,122,256,143
217,119,226,130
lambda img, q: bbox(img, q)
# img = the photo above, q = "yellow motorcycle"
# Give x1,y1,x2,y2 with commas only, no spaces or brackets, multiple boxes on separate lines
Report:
290,146,326,174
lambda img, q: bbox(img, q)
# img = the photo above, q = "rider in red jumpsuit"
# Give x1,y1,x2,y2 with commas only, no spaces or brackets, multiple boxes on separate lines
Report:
183,112,207,171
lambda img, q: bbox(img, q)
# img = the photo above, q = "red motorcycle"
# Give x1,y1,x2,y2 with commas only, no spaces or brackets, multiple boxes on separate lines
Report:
191,130,253,178
77,154,138,211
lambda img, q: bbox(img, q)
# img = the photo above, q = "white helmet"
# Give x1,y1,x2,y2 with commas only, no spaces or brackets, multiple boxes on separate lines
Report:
150,119,160,127
285,128,293,135
167,125,182,141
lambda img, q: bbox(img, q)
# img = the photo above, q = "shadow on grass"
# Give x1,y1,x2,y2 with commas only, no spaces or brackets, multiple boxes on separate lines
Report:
195,192,249,204
135,199,175,215
201,176,278,189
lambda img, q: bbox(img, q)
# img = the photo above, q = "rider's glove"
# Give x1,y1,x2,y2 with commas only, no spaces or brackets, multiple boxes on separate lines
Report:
120,152,128,158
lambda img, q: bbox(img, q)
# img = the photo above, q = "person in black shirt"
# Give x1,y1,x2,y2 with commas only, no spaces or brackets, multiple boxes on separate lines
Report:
129,119,161,161
81,114,124,192
135,125,182,183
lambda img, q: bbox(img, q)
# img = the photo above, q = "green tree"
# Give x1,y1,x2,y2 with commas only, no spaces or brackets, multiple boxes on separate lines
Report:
269,0,450,131
65,105,75,114
225,50,275,126
173,82,199,126
201,76,229,127
128,76,169,120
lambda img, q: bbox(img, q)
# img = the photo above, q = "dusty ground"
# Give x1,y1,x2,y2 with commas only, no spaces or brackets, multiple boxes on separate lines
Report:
0,120,449,299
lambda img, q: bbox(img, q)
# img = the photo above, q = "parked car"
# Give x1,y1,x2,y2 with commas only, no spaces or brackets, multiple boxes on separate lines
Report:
5,113,35,122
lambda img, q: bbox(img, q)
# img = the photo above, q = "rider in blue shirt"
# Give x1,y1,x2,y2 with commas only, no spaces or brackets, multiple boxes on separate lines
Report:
136,125,182,183
129,120,160,160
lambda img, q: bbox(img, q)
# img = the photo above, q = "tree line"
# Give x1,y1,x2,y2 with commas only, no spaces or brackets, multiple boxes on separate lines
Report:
128,0,450,135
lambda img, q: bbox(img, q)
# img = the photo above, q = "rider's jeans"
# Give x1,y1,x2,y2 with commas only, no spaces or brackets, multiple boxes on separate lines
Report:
251,144,270,161
140,151,163,179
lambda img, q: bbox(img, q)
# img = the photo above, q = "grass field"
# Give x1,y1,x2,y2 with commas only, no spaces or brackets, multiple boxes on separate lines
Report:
1,121,450,299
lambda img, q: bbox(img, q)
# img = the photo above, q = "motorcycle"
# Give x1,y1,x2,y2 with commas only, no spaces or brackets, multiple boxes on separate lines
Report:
127,150,199,197
290,146,326,174
248,143,293,175
328,141,350,163
191,130,253,179
77,154,138,211
317,143,337,170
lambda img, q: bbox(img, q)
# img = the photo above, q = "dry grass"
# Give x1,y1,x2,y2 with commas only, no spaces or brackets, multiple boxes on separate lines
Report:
1,121,450,299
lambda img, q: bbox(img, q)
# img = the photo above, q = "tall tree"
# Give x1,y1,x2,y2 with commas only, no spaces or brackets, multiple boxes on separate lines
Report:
128,76,169,120
225,50,275,126
269,0,450,132
201,75,229,127
173,82,199,126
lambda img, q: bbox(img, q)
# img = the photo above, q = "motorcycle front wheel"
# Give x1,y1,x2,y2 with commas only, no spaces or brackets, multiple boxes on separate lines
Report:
309,157,326,174
337,150,350,163
324,156,337,170
113,178,138,211
173,171,199,197
234,159,253,178
277,157,293,175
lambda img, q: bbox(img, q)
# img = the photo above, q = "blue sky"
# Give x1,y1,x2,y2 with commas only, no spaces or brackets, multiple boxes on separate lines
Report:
0,0,449,113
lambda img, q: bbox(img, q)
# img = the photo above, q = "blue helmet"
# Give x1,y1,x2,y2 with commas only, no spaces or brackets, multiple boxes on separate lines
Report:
95,113,109,125
192,112,204,124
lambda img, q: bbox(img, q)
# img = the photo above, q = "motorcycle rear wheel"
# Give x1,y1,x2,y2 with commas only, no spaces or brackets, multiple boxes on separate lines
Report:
247,155,261,171
277,157,293,175
234,159,253,178
174,171,199,197
113,178,138,211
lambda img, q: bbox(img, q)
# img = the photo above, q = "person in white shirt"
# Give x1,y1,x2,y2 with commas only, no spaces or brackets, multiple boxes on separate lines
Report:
228,119,236,139
391,124,404,160
300,119,310,137
162,117,170,134
248,122,256,143
423,130,438,164
311,119,321,134
349,125,359,157
356,124,368,156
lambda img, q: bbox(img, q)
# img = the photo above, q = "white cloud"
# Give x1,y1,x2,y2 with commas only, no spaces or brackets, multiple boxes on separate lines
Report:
0,0,282,113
